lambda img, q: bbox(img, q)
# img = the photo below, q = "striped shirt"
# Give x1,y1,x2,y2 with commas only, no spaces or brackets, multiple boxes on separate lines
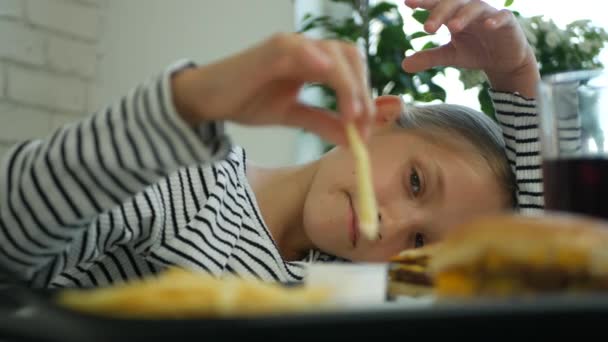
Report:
491,90,543,212
0,61,543,288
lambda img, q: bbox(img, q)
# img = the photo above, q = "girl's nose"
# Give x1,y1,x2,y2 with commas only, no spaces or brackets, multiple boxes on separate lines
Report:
377,212,383,240
377,206,426,240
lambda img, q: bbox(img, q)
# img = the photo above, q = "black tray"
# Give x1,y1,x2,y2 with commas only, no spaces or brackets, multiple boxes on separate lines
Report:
2,285,608,341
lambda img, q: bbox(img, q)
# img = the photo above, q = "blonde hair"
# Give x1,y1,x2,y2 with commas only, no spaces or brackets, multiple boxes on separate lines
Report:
396,103,517,209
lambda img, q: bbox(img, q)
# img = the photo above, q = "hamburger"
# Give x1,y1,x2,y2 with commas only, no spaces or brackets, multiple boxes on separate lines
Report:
428,213,608,298
387,244,440,298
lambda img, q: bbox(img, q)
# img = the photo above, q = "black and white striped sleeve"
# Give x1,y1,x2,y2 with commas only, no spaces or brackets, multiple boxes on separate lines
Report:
0,60,232,280
490,89,544,214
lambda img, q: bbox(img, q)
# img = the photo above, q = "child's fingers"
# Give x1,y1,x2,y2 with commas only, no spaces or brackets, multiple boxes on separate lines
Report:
319,42,366,123
283,104,348,147
268,36,368,124
421,0,467,33
448,1,494,33
342,44,376,126
265,34,333,83
485,9,516,29
401,43,456,73
403,0,440,11
263,34,374,140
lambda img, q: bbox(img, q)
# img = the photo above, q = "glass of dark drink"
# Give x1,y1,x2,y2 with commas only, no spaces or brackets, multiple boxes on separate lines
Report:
538,69,608,219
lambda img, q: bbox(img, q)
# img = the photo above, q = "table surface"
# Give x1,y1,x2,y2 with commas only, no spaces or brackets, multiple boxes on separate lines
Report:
2,284,608,341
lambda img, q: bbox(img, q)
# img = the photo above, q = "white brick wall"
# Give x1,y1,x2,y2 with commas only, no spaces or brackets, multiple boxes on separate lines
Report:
0,20,45,66
48,36,98,79
50,112,79,131
0,63,5,97
0,102,51,142
25,0,102,41
75,0,107,7
0,0,105,160
0,0,23,18
7,64,88,113
0,143,13,161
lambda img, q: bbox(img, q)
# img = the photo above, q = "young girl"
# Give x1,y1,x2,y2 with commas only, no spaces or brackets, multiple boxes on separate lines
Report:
0,0,542,288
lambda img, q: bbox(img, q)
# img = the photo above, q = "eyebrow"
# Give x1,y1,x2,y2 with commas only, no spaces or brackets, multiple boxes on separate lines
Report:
421,160,445,241
430,159,445,202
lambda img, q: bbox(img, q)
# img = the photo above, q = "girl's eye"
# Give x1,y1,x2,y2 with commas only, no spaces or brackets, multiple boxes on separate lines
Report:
414,232,425,248
410,168,421,197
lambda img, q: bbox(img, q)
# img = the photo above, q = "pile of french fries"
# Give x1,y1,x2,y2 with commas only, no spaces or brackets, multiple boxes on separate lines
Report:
57,268,332,319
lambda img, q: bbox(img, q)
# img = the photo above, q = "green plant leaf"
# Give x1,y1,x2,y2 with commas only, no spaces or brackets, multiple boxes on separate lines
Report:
376,14,401,27
330,0,356,6
428,82,447,102
332,18,361,41
380,62,399,78
415,71,432,84
412,10,430,25
409,31,429,39
478,84,496,119
397,74,414,91
422,41,439,50
299,20,318,33
504,0,514,7
369,2,398,18
298,15,332,33
377,25,408,56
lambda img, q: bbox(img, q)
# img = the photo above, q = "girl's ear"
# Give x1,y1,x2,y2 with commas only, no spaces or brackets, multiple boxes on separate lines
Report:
374,95,402,126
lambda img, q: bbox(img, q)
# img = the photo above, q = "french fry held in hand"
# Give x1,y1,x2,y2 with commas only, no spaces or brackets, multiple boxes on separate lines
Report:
345,122,379,241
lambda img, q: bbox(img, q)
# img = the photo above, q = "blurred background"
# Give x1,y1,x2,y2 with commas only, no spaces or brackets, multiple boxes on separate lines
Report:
0,0,606,167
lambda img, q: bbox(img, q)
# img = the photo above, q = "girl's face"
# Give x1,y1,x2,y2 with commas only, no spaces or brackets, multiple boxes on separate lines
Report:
302,97,507,262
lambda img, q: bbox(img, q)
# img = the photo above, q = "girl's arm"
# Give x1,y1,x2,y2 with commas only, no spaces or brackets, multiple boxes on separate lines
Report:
0,60,232,280
489,89,544,214
0,33,377,282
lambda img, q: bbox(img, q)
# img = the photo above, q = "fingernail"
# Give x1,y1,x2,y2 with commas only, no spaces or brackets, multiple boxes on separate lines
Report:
487,19,497,27
369,103,377,121
352,98,362,117
399,96,407,114
450,19,462,31
310,48,332,69
361,125,371,141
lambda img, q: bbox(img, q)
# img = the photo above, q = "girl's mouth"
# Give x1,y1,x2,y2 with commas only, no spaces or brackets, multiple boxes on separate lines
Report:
348,193,360,248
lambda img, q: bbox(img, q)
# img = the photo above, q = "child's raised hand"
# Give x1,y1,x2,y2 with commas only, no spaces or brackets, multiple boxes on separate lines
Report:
171,33,375,146
402,0,539,97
